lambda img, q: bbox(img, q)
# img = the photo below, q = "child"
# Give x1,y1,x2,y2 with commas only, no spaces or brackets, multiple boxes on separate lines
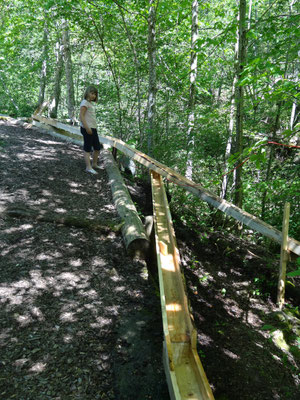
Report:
79,86,102,174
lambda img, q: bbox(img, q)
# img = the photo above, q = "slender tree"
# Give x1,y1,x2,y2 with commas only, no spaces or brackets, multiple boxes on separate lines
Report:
185,0,199,180
49,33,64,119
116,3,143,141
147,0,157,156
62,20,75,122
37,19,49,109
221,75,236,199
233,0,247,208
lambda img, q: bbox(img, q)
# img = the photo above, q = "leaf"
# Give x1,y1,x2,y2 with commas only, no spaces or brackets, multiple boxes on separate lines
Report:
261,324,276,331
287,269,300,277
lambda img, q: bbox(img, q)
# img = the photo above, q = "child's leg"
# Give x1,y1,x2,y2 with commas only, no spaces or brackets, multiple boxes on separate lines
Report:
84,151,92,169
91,129,101,168
81,127,95,171
92,150,99,167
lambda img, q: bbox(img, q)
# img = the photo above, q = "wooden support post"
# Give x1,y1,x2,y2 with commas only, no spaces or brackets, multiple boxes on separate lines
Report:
277,202,290,309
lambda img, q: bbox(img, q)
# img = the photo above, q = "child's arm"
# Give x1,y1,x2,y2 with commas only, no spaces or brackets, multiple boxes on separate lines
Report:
79,106,92,135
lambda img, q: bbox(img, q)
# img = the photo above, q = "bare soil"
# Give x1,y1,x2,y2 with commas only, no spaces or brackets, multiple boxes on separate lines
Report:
0,118,299,400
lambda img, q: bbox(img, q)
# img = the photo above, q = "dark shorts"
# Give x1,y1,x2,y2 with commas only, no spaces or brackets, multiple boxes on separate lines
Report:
80,127,102,152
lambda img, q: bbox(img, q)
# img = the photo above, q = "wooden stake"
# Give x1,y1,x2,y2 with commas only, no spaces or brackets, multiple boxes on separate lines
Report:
277,202,290,309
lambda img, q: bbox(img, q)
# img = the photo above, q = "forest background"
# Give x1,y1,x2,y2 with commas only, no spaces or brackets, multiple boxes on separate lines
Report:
1,0,299,243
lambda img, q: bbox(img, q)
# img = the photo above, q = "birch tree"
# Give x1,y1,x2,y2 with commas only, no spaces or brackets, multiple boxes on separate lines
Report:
185,0,199,180
37,19,49,110
147,0,157,156
49,35,64,119
62,20,75,122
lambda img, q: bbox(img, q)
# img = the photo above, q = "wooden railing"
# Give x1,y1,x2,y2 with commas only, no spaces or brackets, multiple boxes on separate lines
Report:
32,113,300,257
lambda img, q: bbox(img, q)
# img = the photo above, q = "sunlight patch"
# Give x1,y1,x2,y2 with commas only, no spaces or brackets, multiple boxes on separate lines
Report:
29,362,47,372
115,286,126,292
58,272,80,282
197,332,213,346
70,189,89,195
69,259,83,267
41,189,52,197
3,224,33,234
223,299,243,318
14,313,33,326
92,258,106,267
63,334,73,343
105,306,119,316
12,279,30,289
30,271,47,289
14,358,29,368
60,312,77,322
55,207,67,213
30,306,45,321
244,310,263,327
80,289,98,299
223,348,240,360
90,316,112,328
36,251,62,260
69,182,81,188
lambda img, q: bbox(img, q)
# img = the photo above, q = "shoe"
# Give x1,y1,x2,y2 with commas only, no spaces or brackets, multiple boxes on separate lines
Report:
86,168,97,174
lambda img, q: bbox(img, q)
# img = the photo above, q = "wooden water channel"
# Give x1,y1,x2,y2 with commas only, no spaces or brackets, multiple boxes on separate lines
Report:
31,113,300,399
151,171,214,399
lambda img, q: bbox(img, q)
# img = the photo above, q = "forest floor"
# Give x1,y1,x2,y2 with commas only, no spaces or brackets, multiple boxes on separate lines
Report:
0,117,299,400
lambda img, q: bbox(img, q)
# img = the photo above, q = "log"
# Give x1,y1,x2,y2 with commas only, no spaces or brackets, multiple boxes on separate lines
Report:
102,149,149,258
6,206,122,233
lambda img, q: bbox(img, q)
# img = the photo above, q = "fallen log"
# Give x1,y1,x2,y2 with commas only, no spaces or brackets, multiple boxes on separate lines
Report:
6,206,122,233
102,149,149,258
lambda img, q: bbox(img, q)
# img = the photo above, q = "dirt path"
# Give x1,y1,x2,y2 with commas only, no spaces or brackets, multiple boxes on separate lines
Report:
0,119,169,400
0,118,299,400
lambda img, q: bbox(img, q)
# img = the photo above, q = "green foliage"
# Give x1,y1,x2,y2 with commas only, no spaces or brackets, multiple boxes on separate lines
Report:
0,0,299,244
287,258,300,278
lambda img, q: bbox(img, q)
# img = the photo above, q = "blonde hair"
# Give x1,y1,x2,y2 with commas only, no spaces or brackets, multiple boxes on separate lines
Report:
83,86,98,102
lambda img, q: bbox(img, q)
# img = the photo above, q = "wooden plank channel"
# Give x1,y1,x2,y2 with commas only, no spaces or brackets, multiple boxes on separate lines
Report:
151,171,214,400
32,114,300,256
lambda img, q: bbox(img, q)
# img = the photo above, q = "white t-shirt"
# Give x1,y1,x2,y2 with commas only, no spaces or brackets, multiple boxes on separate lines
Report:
80,99,97,129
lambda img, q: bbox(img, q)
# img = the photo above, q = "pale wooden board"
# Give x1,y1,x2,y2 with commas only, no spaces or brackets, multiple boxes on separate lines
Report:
152,172,215,400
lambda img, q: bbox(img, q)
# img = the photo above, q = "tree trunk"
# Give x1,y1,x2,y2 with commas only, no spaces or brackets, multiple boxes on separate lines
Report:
37,20,49,109
261,102,282,220
290,102,299,130
233,0,247,208
62,20,75,123
92,19,124,139
221,75,237,199
262,3,294,218
185,0,199,180
49,37,64,119
147,0,157,157
117,4,143,142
